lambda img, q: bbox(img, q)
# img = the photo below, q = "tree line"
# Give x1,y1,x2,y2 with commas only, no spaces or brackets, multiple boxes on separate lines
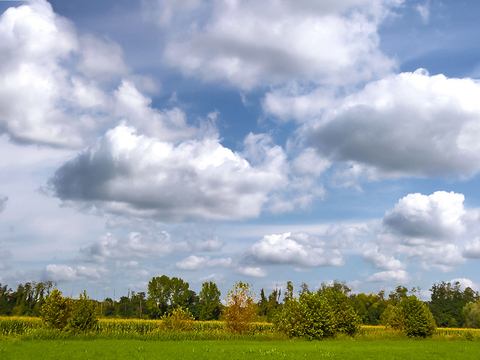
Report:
1,278,479,329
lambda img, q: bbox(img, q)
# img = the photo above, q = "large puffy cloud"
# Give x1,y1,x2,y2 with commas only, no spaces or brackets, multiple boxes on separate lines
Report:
383,191,466,242
113,80,197,142
365,191,475,273
0,0,120,147
147,0,399,89
306,70,480,179
247,232,344,268
47,125,288,221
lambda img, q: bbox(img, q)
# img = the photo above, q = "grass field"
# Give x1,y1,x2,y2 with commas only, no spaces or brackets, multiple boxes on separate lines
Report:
1,340,480,359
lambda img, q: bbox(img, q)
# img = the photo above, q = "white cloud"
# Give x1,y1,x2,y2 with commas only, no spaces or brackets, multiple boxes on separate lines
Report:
247,232,344,268
78,231,179,263
449,278,479,292
365,270,410,283
174,255,232,270
198,273,226,284
291,148,331,177
114,81,198,142
363,246,403,270
236,267,268,277
463,237,480,259
307,70,480,179
383,191,466,241
416,2,430,24
43,264,108,282
365,191,472,273
48,125,288,221
77,34,129,80
149,0,399,89
0,0,114,147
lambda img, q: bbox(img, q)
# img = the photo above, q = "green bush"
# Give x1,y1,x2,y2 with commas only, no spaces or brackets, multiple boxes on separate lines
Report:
384,295,436,337
274,288,360,340
40,289,98,333
274,293,335,340
66,291,98,333
159,308,195,332
321,288,361,336
40,289,75,331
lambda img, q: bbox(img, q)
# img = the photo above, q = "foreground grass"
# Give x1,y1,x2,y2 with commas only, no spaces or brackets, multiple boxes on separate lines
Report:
1,340,480,360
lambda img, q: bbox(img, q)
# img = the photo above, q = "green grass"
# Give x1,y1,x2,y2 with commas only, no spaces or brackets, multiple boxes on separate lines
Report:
0,340,479,359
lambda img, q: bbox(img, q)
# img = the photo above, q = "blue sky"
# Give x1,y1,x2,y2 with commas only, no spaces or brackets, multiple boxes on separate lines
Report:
1,0,480,301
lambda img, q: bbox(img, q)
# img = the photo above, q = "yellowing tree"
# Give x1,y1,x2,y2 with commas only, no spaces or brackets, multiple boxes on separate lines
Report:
224,282,257,334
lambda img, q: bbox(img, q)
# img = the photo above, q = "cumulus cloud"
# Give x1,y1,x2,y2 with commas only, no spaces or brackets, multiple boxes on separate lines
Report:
383,191,466,241
147,0,398,89
174,255,232,270
247,232,344,268
364,191,473,273
47,125,288,221
449,278,479,292
306,70,480,179
113,81,198,142
363,246,403,270
77,34,129,80
0,0,117,147
463,238,480,259
365,270,410,283
236,267,268,277
78,231,182,263
43,264,107,282
197,273,226,284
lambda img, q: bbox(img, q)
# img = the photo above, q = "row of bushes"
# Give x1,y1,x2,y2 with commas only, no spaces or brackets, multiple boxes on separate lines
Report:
1,283,439,341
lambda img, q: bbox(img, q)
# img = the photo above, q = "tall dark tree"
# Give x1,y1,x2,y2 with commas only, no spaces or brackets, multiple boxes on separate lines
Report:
198,281,221,320
428,281,478,327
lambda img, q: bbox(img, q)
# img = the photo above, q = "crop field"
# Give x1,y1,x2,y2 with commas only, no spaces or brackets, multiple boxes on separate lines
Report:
1,340,480,360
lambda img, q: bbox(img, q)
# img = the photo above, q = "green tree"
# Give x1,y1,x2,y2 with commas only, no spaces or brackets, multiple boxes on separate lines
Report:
67,291,98,332
148,275,172,317
40,289,75,331
319,287,360,336
275,292,334,340
283,281,294,304
429,281,477,327
384,295,436,337
198,281,221,321
462,299,480,328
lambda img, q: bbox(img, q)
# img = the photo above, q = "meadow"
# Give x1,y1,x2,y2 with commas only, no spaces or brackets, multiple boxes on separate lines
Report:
1,340,480,360
2,317,480,359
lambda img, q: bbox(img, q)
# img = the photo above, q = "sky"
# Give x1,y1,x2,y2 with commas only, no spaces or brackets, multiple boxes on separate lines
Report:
1,0,480,301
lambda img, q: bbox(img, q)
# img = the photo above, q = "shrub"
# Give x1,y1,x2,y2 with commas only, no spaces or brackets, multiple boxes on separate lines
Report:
384,295,436,337
66,291,98,333
321,287,361,336
223,282,257,334
274,293,334,340
40,289,75,331
159,308,195,332
274,289,360,340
